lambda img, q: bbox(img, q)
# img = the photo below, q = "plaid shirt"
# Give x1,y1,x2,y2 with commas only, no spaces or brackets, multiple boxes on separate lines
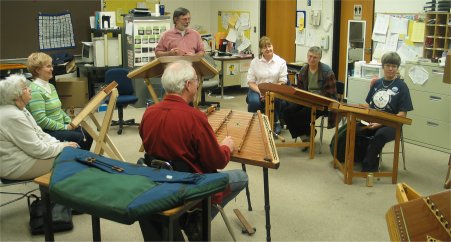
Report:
297,62,338,128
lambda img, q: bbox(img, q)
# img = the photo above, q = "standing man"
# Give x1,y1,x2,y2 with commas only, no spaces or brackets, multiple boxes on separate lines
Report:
155,7,205,57
139,60,248,240
283,46,337,141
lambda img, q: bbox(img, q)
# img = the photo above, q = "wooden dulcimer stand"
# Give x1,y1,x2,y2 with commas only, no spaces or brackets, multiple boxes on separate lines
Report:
331,104,412,185
206,108,279,242
70,81,124,161
127,56,218,107
259,83,339,159
386,185,450,241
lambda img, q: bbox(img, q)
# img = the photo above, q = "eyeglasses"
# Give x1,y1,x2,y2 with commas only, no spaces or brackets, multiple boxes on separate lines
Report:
178,16,191,22
187,76,198,83
384,64,398,69
307,54,321,60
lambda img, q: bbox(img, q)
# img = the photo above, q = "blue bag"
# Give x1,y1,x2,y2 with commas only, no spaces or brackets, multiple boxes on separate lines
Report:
49,148,228,224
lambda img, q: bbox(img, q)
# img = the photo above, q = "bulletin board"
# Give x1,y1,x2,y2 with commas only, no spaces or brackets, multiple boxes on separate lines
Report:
217,10,252,52
0,0,100,60
372,12,426,63
218,11,251,39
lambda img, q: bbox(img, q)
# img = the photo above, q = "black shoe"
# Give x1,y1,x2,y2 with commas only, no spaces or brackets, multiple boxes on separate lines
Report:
182,209,203,241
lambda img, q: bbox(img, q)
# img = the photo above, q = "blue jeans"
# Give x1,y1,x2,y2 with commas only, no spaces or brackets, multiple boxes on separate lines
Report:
212,169,248,218
247,89,282,122
45,127,93,151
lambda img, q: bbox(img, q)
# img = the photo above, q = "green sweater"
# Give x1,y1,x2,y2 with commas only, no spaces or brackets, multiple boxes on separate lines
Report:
26,81,71,131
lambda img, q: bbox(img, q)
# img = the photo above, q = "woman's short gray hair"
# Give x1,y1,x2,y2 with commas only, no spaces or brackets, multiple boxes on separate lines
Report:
0,74,29,105
161,60,196,94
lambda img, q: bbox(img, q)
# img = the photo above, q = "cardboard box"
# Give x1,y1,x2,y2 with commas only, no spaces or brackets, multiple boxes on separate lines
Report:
55,78,89,108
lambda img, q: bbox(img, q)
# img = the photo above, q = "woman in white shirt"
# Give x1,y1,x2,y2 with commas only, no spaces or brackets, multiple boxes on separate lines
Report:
0,74,77,180
246,36,288,134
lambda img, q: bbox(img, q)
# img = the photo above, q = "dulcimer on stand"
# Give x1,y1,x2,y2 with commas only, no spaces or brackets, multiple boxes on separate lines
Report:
206,108,279,169
206,108,280,241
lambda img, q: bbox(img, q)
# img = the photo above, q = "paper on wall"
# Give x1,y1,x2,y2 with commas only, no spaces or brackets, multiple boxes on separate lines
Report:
222,13,231,30
237,13,250,32
373,14,390,35
408,66,429,85
397,43,419,64
237,36,251,52
228,13,240,27
389,16,408,35
372,32,386,43
226,28,238,42
295,28,306,46
384,33,399,52
373,42,385,59
410,22,425,42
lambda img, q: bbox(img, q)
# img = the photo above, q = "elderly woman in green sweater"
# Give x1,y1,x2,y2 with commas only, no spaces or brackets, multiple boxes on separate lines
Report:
26,52,93,151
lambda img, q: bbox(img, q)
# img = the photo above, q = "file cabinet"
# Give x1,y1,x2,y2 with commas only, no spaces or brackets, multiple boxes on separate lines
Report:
403,62,450,153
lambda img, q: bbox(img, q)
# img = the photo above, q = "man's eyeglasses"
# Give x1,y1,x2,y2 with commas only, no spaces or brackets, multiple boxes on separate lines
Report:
188,77,198,83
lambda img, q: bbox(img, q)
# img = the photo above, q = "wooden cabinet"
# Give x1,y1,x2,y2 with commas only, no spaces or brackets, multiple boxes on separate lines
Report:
423,12,451,60
403,62,450,153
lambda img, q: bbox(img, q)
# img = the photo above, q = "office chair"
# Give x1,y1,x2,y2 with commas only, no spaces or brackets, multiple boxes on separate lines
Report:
198,78,220,108
105,68,139,135
317,81,345,154
0,178,37,207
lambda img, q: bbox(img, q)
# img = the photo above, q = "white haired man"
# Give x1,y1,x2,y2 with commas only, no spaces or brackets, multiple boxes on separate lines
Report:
139,60,248,240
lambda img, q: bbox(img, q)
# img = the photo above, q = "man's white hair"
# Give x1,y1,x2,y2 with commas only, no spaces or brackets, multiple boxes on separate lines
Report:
161,60,196,94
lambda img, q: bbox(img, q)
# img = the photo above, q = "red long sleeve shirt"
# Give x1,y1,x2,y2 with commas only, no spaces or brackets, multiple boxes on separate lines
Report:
140,94,231,174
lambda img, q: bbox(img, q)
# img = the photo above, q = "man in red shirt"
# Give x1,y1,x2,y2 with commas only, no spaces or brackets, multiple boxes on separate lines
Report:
140,60,248,240
155,7,205,57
